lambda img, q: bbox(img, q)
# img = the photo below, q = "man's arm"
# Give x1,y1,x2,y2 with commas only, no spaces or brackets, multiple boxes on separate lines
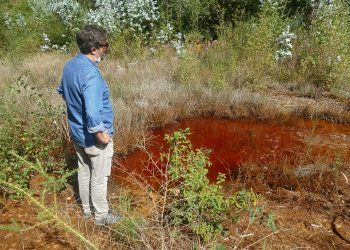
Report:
82,73,110,144
57,79,65,100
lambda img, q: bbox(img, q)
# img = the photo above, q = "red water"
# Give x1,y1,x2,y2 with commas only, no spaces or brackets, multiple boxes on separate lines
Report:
113,117,350,182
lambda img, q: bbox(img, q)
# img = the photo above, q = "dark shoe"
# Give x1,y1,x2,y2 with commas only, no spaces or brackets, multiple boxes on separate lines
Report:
94,213,121,226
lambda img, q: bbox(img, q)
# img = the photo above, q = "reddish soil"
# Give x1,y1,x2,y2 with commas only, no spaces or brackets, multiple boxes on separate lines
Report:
0,184,121,249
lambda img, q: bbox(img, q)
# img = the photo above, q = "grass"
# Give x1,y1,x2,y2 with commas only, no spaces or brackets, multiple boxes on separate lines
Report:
1,50,348,154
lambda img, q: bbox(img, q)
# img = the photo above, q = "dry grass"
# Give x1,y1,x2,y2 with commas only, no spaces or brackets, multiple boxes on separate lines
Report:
1,52,349,156
0,61,21,91
236,160,345,196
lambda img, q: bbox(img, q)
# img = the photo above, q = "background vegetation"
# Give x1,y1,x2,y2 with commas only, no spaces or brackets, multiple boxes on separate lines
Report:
1,0,350,96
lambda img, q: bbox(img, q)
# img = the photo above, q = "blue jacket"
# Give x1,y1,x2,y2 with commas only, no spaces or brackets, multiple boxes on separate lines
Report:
57,53,114,147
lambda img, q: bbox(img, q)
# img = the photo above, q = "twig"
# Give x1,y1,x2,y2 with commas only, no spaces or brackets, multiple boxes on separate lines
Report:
341,172,348,185
241,229,288,249
20,219,55,232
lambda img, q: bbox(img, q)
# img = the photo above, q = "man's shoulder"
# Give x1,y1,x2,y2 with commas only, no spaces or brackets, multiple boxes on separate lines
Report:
64,55,98,74
65,55,91,67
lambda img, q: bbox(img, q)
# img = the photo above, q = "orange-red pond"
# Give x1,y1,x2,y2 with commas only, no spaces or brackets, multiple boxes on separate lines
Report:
112,117,350,184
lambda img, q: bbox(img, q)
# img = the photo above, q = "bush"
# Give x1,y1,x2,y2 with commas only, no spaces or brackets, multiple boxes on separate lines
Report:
173,2,287,89
161,128,258,242
173,54,202,85
158,0,222,38
0,75,66,198
201,27,237,89
232,3,287,82
295,1,350,93
0,1,43,58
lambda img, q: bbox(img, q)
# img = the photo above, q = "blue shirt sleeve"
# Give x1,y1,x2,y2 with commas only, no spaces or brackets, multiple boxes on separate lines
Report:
57,79,64,96
82,72,105,134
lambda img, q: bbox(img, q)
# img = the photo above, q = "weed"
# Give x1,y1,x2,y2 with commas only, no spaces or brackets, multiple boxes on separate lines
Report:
0,76,66,198
161,128,258,243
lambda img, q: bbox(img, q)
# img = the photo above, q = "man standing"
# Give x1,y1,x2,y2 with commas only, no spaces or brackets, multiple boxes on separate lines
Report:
57,25,119,225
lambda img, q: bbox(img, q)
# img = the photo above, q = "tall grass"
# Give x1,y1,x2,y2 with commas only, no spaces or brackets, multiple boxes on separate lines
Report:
2,1,350,96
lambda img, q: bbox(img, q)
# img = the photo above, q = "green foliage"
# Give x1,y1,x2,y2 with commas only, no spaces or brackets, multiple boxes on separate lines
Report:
158,0,222,38
108,31,147,60
1,0,349,133
161,128,258,242
215,243,227,250
232,4,287,80
248,205,277,233
0,75,66,198
1,0,350,98
201,27,237,89
267,211,276,232
295,1,350,93
218,0,262,23
0,0,75,58
0,1,41,58
174,3,286,89
174,28,236,88
174,54,202,85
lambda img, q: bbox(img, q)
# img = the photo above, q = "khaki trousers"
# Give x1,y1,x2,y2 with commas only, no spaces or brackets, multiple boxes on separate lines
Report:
75,140,114,220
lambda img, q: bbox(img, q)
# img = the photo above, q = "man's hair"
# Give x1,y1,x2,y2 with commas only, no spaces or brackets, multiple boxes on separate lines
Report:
76,24,107,54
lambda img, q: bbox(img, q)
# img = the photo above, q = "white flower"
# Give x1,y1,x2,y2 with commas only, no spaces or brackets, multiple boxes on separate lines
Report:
40,44,50,51
85,0,159,34
275,25,295,61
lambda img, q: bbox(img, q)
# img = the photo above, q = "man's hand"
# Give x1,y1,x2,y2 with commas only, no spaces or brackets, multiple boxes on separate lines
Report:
95,131,110,144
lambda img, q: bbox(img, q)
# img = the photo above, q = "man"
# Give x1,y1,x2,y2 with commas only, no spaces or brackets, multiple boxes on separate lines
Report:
57,24,120,225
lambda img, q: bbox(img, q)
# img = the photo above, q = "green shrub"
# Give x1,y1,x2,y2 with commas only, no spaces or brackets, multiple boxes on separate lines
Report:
174,54,202,85
232,3,287,84
0,75,66,198
0,0,76,59
161,128,258,242
295,1,350,94
112,216,145,247
108,30,147,60
158,0,222,38
0,1,41,58
201,26,237,89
